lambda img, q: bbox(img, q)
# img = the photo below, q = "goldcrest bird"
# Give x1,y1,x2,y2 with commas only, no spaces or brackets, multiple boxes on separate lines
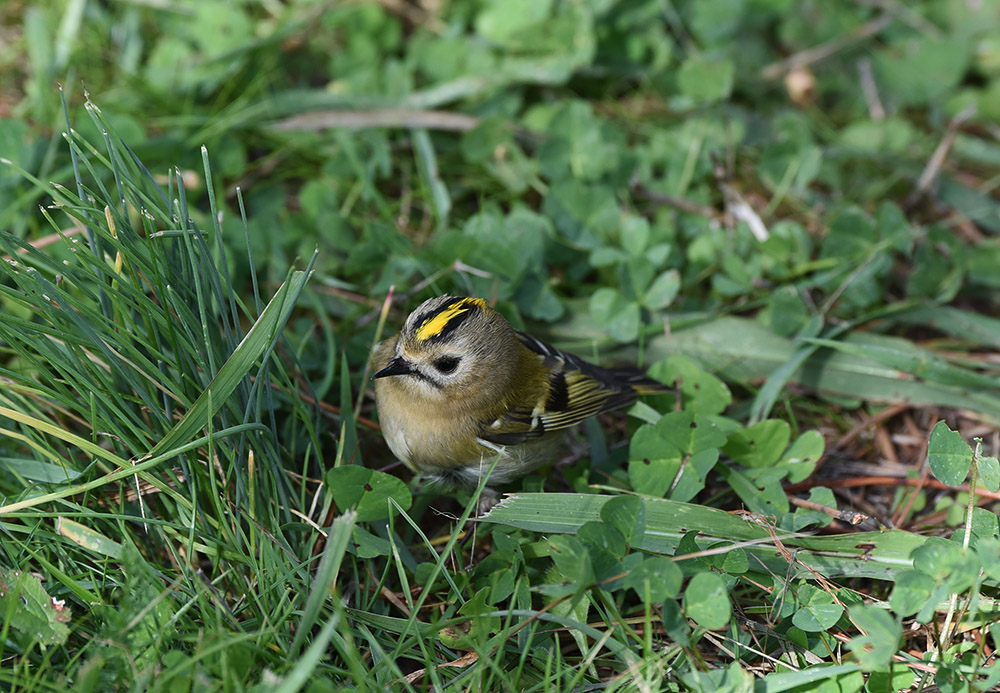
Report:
371,295,668,504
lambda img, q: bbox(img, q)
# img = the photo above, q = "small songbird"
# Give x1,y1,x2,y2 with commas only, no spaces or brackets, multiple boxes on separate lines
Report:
371,295,668,505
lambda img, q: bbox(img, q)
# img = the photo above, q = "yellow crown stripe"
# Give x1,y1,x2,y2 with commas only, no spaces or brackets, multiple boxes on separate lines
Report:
415,297,486,341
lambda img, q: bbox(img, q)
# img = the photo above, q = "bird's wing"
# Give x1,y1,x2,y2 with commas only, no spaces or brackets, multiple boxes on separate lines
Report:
478,331,666,446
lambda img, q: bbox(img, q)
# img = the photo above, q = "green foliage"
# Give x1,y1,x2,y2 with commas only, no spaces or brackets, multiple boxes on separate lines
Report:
846,605,902,672
0,568,71,648
2,0,1000,689
929,420,974,487
326,467,411,522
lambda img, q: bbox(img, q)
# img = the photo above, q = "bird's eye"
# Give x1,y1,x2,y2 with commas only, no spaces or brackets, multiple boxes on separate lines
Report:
432,356,460,374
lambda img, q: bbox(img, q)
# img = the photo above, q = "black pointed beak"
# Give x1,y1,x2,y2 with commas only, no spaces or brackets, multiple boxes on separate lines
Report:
373,356,415,379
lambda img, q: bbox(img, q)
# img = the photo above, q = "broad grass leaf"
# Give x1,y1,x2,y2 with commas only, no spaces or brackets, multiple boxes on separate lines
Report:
646,316,1000,419
802,337,1000,391
486,493,943,582
1,458,80,483
56,518,122,559
895,305,1000,349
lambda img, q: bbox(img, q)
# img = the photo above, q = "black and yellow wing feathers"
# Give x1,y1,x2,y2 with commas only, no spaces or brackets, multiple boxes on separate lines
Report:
478,331,668,447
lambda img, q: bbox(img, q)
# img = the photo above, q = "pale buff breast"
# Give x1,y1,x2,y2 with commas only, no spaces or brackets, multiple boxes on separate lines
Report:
374,373,559,486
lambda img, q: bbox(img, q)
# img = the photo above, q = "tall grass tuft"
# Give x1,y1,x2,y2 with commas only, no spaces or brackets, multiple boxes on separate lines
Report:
0,96,329,687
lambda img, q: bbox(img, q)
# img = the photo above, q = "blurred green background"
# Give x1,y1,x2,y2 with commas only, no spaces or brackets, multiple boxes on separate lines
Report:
5,0,998,335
